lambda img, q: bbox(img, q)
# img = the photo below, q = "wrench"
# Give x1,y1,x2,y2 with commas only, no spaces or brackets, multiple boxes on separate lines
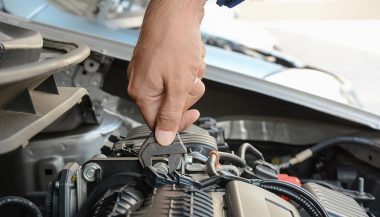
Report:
138,132,186,172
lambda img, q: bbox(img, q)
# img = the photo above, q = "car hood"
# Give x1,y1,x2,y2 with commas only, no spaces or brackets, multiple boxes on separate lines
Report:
1,12,380,131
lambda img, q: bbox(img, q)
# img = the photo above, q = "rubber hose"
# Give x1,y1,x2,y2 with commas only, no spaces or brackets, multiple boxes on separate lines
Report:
310,136,378,153
219,152,246,167
260,180,328,217
0,196,42,217
260,184,322,217
238,143,264,161
279,136,379,169
206,154,219,177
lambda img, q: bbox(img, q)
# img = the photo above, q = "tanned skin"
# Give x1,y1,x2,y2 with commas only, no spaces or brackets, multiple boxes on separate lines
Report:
127,0,207,146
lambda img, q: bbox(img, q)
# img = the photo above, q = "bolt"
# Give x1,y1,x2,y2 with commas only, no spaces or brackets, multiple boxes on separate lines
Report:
82,163,101,182
358,177,365,195
153,162,169,175
185,156,193,165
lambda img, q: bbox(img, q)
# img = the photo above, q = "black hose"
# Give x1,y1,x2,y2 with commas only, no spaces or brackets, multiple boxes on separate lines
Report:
278,136,379,169
310,136,378,153
0,196,43,217
260,180,328,217
238,143,264,161
219,152,246,167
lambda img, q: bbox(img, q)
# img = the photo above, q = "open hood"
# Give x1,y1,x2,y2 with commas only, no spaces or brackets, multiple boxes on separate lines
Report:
1,12,380,131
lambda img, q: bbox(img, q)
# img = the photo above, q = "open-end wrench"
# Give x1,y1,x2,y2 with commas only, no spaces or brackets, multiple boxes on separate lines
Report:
138,132,186,172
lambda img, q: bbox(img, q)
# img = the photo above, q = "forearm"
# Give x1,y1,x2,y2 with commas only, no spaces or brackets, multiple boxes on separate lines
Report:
140,0,206,38
128,0,206,145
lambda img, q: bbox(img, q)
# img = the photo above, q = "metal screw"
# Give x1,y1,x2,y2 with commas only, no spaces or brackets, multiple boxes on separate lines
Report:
82,163,101,182
185,155,193,165
358,177,365,195
153,162,169,175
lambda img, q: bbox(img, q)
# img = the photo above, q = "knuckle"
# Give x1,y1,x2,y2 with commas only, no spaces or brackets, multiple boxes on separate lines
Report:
190,80,205,97
127,85,137,100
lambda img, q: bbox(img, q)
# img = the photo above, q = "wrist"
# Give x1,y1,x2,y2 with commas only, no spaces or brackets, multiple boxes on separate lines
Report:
145,0,205,27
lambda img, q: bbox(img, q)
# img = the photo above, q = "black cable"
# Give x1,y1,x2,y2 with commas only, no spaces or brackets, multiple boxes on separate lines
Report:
260,180,328,217
238,143,264,161
260,184,322,217
219,152,246,167
0,196,43,217
199,176,328,217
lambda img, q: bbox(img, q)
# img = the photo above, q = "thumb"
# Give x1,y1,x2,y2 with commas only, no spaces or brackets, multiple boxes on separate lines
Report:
155,91,187,146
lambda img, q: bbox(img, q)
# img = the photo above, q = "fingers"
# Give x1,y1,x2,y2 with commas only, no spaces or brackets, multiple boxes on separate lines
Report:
184,78,205,111
178,109,200,132
134,96,160,130
154,74,206,145
155,87,188,146
198,60,206,79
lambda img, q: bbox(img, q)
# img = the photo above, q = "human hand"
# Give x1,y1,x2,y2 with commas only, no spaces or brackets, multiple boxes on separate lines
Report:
127,0,206,146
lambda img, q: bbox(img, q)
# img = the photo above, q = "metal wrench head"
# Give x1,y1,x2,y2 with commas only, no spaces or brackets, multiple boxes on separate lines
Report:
138,132,186,172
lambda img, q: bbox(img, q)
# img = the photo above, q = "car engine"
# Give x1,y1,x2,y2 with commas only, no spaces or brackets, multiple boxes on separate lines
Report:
0,16,379,217
38,121,372,217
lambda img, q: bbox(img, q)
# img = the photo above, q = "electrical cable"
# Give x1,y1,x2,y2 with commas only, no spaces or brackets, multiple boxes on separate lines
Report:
199,176,328,216
260,180,328,217
260,184,322,217
0,196,43,217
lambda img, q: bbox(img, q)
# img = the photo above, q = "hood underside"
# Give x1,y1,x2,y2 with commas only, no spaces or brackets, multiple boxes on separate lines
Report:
1,12,380,131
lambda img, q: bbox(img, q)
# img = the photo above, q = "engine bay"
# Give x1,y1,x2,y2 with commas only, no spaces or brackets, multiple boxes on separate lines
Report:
39,121,374,217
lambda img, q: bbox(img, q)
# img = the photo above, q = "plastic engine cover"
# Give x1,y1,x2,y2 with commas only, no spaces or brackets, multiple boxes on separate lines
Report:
225,181,300,217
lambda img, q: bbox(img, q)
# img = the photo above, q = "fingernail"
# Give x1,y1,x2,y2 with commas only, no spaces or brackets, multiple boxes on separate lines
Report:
155,130,176,146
